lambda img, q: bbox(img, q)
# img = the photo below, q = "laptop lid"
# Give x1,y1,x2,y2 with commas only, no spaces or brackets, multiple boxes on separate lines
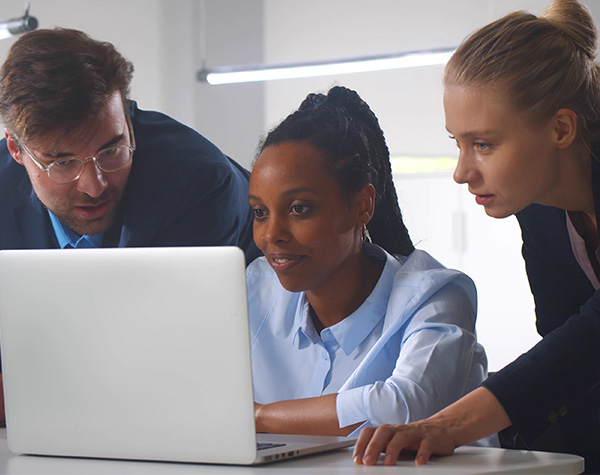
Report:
0,246,263,464
0,246,354,465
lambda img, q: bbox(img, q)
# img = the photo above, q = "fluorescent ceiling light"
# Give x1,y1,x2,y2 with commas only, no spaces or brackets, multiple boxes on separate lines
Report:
198,47,455,85
0,6,38,41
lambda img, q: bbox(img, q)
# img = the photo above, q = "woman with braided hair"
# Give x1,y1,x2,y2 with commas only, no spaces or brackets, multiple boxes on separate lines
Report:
247,86,491,440
354,0,600,471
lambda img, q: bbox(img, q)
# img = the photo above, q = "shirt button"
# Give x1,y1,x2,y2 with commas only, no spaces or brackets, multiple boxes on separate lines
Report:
558,405,567,417
548,411,558,423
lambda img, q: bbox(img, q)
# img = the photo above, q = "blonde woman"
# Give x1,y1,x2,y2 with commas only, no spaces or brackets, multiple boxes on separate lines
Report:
355,1,600,472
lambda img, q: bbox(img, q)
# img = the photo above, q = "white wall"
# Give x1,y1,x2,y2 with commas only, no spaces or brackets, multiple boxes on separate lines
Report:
192,0,265,164
0,1,163,112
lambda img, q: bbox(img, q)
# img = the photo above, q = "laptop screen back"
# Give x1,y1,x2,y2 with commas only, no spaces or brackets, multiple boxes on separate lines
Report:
0,246,258,464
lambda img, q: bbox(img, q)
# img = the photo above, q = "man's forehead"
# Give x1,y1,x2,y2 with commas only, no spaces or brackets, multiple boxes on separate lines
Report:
29,115,109,155
24,91,127,154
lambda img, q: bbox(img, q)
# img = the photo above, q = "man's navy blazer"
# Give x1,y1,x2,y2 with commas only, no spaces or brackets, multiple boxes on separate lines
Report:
0,102,259,261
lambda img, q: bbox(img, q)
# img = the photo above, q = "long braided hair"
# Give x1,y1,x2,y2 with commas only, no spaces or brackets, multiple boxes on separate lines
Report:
256,86,414,256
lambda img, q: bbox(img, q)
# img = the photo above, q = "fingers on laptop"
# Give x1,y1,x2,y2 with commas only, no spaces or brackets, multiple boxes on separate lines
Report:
353,423,455,466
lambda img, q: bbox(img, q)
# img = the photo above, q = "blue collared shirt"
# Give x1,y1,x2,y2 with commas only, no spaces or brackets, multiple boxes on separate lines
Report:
48,211,103,248
247,244,490,438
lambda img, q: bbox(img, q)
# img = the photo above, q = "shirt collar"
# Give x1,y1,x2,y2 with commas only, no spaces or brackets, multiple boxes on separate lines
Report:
48,210,104,249
291,296,320,348
292,244,398,355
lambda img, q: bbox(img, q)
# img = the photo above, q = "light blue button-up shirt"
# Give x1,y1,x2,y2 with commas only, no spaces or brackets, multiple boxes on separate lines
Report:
48,211,103,248
247,244,491,438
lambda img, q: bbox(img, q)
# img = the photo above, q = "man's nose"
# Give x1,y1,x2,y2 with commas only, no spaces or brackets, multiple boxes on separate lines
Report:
76,160,108,198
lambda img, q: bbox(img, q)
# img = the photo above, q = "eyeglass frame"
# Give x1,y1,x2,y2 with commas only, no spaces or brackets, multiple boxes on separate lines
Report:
12,112,136,185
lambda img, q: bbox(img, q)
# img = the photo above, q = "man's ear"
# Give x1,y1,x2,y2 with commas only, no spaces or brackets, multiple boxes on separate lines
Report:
355,183,376,226
553,108,578,149
5,129,24,165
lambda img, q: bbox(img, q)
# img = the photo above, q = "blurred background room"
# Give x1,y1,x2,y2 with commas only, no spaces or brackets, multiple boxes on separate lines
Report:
2,0,599,371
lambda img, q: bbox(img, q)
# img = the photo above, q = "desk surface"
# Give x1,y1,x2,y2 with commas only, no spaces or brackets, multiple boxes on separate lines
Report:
0,429,584,474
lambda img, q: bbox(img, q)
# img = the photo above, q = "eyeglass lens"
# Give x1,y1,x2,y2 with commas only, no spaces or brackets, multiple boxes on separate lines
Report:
48,145,133,183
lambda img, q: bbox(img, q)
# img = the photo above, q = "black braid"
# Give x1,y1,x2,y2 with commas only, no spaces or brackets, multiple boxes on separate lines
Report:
256,86,414,256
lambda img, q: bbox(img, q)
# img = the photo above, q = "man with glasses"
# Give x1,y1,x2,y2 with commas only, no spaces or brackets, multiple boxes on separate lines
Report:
5,92,136,247
0,28,260,422
0,27,258,257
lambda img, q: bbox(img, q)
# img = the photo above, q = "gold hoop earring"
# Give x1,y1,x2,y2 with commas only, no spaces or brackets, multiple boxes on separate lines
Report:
362,224,372,244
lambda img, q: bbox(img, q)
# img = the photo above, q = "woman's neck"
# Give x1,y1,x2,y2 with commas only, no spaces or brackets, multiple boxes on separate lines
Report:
306,249,385,330
548,142,595,219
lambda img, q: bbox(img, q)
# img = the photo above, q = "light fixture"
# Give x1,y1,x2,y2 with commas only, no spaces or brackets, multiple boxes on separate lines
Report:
0,4,38,41
197,47,455,85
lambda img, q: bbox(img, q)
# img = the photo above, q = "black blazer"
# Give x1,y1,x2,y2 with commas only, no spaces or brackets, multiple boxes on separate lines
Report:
482,156,600,471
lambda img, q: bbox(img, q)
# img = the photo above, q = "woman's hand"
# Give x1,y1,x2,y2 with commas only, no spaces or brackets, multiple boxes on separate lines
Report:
353,421,457,466
353,387,512,466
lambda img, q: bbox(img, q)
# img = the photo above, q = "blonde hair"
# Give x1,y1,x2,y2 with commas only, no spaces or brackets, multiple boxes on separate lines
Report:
444,0,600,144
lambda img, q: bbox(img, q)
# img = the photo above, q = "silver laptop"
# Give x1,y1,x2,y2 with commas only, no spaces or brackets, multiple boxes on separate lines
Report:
0,246,354,465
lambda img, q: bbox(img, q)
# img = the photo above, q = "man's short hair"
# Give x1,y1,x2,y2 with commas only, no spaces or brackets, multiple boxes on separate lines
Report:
0,28,134,142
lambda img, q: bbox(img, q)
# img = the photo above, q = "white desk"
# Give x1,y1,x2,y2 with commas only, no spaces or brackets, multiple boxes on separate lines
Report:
0,429,584,474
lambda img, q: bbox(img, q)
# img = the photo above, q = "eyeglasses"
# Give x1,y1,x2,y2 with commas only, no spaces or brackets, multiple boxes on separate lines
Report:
14,114,136,185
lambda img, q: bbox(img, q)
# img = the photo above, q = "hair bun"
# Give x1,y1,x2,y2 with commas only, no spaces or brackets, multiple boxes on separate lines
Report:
542,0,597,59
